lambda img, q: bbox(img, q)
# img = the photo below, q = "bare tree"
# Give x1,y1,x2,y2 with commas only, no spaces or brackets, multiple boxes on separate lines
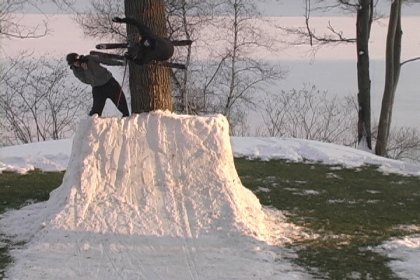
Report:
0,56,89,144
375,0,405,158
372,126,420,162
386,127,420,162
374,0,420,158
0,1,48,39
75,0,125,41
281,0,356,50
262,85,358,145
197,0,284,132
281,0,374,149
353,0,374,150
124,0,173,112
165,0,216,113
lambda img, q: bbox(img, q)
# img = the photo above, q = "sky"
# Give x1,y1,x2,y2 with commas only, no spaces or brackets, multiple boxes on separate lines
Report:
19,1,326,15
19,0,420,16
5,11,420,62
1,112,420,279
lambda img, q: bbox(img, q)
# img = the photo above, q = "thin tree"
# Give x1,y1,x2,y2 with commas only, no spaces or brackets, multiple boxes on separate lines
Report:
282,0,374,149
375,0,402,156
356,0,374,149
165,0,213,114
202,0,283,130
124,0,173,112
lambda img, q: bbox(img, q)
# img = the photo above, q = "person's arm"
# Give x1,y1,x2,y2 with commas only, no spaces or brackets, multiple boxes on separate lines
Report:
71,67,91,85
88,54,125,66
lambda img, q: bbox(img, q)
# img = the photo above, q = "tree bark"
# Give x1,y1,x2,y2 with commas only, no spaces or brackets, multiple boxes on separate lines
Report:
124,0,173,113
375,0,402,156
356,0,373,149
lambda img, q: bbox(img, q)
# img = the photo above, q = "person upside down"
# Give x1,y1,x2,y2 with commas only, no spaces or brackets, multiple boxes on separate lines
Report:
112,17,175,65
112,17,192,66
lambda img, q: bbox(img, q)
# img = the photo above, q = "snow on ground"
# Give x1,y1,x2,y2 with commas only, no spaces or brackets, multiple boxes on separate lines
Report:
233,137,420,176
2,131,420,176
1,112,420,279
374,235,420,280
0,138,72,174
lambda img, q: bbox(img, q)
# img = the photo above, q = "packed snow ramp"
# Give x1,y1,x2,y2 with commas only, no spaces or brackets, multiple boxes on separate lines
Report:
49,112,279,238
1,111,308,280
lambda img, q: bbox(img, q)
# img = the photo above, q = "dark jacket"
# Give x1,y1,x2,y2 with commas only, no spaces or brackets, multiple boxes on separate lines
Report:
122,17,174,64
71,55,123,87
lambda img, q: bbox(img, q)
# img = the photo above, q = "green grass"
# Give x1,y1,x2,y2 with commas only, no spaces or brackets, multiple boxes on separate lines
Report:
1,160,420,279
235,159,420,280
0,170,63,279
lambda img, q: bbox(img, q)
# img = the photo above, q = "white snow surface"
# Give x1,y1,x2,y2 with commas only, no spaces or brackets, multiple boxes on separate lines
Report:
375,235,420,280
3,132,420,177
233,137,420,176
1,112,420,279
0,138,71,174
0,112,309,280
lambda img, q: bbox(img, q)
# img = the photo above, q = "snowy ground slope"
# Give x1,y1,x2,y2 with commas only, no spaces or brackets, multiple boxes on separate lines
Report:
0,112,309,280
2,133,420,177
0,138,72,173
232,137,420,176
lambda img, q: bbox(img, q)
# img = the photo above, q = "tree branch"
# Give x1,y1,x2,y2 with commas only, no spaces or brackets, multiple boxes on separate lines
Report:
401,56,420,67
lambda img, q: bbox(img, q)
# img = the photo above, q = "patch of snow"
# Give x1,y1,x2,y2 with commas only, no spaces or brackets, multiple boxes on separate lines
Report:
375,235,420,280
232,137,420,176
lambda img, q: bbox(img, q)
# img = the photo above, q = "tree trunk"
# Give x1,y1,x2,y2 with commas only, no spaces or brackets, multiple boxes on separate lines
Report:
124,0,173,113
356,0,373,150
375,0,402,156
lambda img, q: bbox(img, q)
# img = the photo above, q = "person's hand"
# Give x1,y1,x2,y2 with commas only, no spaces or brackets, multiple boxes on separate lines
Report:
78,55,88,63
112,17,125,23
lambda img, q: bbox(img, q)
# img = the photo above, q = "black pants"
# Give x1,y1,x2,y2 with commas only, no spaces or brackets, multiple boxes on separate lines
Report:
90,78,130,117
126,38,174,65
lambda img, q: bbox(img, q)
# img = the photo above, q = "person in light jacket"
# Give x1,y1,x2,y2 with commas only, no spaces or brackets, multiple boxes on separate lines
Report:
66,52,130,117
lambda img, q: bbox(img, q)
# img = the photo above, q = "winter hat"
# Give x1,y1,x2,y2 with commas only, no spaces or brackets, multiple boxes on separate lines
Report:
66,53,79,65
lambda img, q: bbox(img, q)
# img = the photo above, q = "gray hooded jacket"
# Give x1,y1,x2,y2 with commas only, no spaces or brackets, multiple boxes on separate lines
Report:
71,55,123,87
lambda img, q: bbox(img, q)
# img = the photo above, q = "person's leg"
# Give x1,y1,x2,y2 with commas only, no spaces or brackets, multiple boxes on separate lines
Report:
89,87,107,116
127,43,171,65
107,78,130,117
114,93,130,117
117,17,155,39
